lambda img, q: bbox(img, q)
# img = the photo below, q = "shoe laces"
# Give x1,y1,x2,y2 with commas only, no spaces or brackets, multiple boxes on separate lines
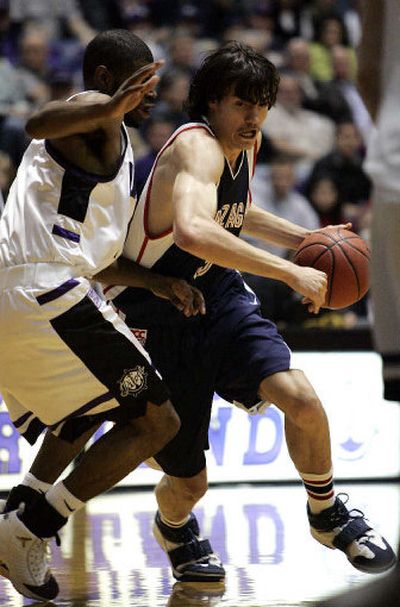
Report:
332,493,368,529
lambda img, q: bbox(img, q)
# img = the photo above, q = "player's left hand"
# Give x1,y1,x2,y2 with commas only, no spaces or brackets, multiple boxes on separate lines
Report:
151,277,206,317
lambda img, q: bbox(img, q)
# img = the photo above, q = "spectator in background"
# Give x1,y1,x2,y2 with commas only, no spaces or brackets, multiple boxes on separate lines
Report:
152,67,190,127
248,156,320,257
285,37,352,123
304,121,371,230
310,13,356,82
15,25,51,109
135,113,175,196
307,176,342,228
262,72,335,179
8,0,95,46
166,31,197,75
329,44,372,143
243,155,320,327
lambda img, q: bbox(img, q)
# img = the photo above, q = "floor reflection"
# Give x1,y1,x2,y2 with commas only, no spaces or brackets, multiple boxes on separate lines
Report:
0,482,398,607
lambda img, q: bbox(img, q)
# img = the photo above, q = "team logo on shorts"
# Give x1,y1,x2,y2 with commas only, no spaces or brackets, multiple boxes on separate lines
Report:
118,366,148,397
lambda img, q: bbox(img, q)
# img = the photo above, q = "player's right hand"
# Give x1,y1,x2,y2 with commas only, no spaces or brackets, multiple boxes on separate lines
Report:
107,60,164,119
290,265,327,314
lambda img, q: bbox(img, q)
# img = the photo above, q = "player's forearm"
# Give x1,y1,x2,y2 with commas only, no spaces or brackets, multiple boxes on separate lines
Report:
95,256,164,291
174,218,297,284
357,1,384,121
26,100,113,140
242,206,308,249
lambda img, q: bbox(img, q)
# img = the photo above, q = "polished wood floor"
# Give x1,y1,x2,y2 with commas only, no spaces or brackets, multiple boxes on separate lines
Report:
0,482,398,607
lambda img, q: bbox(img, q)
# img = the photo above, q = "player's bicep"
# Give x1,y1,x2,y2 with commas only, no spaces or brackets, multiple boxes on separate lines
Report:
173,171,218,226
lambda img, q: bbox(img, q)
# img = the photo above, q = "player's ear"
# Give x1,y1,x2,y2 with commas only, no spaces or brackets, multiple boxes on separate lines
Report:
93,65,114,94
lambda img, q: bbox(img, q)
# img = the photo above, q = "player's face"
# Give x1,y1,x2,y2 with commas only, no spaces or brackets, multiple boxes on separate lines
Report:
208,93,268,153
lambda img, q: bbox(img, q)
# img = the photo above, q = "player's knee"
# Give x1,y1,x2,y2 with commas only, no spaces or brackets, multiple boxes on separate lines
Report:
287,391,325,430
178,473,208,503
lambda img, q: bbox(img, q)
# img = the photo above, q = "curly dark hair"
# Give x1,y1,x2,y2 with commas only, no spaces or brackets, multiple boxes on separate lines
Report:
82,29,153,88
185,41,280,120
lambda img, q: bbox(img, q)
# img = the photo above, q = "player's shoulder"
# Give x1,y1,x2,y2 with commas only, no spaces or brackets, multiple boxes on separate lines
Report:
170,124,223,165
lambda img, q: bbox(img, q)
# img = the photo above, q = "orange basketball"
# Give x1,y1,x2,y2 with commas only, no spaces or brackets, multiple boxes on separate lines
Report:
293,227,370,309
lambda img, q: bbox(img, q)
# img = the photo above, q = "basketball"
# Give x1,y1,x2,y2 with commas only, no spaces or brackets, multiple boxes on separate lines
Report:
293,227,370,309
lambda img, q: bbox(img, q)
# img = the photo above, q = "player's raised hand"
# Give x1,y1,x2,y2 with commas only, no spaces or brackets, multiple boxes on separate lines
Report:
289,265,327,314
107,60,164,119
151,276,206,317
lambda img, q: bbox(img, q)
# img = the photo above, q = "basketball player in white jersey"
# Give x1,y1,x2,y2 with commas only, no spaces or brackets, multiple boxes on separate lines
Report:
4,41,396,589
0,29,208,602
315,3,400,606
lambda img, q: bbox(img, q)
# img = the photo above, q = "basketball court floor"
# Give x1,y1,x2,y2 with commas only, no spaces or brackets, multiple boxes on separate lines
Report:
0,481,398,607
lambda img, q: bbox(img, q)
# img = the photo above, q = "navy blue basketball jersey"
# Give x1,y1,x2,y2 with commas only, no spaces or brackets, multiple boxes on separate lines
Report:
107,121,257,319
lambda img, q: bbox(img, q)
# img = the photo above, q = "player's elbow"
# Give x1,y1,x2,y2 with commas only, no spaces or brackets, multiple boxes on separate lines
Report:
25,114,47,139
173,222,203,254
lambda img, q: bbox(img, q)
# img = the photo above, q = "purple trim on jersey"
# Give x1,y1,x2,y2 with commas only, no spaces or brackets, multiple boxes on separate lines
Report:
36,278,80,305
49,390,115,430
44,127,128,183
52,224,81,242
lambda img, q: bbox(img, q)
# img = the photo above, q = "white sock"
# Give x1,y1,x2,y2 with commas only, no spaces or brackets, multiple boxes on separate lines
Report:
21,472,52,494
300,468,336,514
45,481,85,519
159,512,190,550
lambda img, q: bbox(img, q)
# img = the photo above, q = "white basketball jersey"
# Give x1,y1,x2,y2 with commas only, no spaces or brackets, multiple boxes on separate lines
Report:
0,123,135,279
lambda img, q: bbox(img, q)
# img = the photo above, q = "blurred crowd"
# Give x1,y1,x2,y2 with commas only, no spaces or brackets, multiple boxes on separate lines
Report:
0,0,373,329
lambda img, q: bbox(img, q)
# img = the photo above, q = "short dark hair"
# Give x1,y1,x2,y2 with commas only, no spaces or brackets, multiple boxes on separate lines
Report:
82,29,153,88
185,41,280,120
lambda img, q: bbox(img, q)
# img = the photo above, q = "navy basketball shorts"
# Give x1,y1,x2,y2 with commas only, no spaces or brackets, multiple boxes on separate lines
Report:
123,278,291,478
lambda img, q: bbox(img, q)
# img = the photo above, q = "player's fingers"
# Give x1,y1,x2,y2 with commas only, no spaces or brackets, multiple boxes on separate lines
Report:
191,287,206,315
123,60,164,86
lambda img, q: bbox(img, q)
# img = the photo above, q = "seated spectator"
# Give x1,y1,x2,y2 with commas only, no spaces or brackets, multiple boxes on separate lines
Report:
152,67,190,127
135,113,175,196
262,72,335,179
284,37,352,123
166,30,197,75
328,44,373,143
8,0,95,46
307,176,343,227
303,121,371,229
309,13,356,82
15,24,51,109
245,157,320,258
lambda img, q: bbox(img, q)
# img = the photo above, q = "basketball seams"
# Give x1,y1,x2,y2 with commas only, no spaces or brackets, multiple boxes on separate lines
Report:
333,245,361,303
325,249,335,307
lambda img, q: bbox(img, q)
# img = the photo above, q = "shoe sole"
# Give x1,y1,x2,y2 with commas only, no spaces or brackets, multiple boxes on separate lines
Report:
152,521,225,582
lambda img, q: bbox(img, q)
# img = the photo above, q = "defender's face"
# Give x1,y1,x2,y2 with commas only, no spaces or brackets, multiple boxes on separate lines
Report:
208,93,268,153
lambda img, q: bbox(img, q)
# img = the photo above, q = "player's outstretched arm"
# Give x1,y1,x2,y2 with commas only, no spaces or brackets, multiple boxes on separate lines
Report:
25,61,163,140
95,256,206,317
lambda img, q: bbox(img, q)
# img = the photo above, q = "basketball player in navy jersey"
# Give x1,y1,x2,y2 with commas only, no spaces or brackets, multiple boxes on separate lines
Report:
106,40,396,581
1,41,396,591
0,29,206,602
